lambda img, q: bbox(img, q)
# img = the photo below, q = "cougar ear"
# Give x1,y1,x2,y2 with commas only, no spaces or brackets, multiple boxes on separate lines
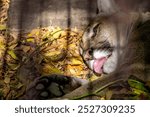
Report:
97,0,119,14
92,23,100,37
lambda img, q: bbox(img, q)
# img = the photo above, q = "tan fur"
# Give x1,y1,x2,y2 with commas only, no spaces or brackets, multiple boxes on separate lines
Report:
61,12,150,99
80,13,149,74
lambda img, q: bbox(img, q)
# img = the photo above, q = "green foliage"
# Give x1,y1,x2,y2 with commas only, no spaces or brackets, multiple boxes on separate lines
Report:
128,75,150,99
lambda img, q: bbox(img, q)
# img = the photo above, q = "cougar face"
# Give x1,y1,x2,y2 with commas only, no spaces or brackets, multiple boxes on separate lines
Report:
80,15,126,75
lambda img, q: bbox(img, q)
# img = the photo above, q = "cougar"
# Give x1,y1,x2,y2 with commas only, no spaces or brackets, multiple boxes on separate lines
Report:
24,0,150,99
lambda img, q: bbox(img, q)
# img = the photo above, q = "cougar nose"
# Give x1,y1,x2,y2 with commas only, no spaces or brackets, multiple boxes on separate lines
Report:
84,49,93,60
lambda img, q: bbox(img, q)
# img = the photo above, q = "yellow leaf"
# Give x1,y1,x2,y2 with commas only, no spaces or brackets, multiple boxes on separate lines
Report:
89,74,100,81
27,29,40,37
69,44,76,48
42,64,63,75
69,58,83,65
44,49,66,61
26,38,35,42
66,65,83,76
0,36,5,45
44,50,61,57
51,27,62,38
52,31,62,39
42,32,51,40
0,44,5,49
7,50,18,60
0,24,6,30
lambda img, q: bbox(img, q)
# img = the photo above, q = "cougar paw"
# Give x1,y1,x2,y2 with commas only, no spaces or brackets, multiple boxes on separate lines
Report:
24,74,73,99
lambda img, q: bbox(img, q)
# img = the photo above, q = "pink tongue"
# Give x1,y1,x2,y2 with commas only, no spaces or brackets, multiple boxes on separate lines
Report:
93,57,107,74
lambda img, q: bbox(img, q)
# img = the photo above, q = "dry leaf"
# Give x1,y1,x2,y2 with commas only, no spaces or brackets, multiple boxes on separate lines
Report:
0,24,6,30
105,90,113,100
42,64,63,75
4,77,10,84
69,58,83,65
22,46,31,53
7,50,18,60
